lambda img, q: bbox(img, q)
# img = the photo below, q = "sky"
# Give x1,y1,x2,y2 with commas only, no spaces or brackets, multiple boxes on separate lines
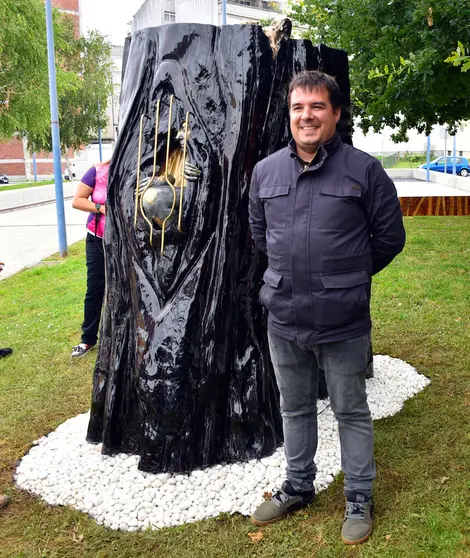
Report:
80,0,146,46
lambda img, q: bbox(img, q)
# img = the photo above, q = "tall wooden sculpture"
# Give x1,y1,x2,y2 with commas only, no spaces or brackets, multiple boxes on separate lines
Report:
87,22,351,473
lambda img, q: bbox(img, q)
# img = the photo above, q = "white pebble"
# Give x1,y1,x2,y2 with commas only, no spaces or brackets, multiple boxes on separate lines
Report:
15,356,429,532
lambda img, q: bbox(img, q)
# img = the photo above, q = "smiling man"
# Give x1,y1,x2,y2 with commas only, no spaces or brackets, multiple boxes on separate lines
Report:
248,71,405,545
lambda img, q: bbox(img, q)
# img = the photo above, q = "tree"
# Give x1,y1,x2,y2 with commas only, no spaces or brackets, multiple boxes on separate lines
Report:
445,42,470,72
286,0,470,141
0,0,113,153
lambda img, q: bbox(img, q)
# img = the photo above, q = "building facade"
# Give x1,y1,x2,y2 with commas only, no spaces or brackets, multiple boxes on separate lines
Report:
132,0,283,33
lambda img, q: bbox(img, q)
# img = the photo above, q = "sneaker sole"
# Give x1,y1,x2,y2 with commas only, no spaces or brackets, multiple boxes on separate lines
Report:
251,513,287,526
251,500,310,526
341,527,373,545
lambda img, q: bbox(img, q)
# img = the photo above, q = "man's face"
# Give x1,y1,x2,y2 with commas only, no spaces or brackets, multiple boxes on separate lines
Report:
289,86,341,157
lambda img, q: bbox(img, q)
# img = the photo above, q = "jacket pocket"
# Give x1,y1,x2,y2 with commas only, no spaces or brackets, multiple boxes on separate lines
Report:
260,267,282,308
257,185,290,229
318,185,362,198
315,184,363,230
313,269,370,331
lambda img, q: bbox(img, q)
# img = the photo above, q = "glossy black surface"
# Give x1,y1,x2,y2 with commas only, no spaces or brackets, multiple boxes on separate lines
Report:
87,24,350,473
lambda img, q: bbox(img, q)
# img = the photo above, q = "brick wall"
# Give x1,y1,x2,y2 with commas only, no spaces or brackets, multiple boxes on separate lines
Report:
1,163,25,176
53,0,80,36
52,0,79,12
0,138,24,159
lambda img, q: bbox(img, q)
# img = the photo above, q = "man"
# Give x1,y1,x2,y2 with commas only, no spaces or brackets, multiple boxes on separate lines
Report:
248,71,405,545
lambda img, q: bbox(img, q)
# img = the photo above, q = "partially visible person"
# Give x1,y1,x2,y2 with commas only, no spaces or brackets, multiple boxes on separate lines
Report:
0,262,13,359
71,161,110,357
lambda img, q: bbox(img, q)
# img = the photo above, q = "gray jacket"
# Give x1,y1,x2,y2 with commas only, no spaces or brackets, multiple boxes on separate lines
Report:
249,132,406,345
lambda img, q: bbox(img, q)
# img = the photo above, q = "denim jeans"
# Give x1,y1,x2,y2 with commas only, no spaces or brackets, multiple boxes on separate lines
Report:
81,233,105,346
268,330,376,497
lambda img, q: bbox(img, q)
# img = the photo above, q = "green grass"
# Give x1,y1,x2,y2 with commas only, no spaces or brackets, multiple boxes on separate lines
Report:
0,180,57,192
1,218,470,557
388,160,425,169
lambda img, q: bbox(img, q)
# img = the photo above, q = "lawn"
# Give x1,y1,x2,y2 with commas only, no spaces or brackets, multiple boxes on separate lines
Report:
0,180,56,192
0,218,469,557
388,160,425,169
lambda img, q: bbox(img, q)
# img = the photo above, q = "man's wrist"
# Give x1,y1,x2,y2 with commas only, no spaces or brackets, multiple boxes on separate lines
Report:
95,203,102,213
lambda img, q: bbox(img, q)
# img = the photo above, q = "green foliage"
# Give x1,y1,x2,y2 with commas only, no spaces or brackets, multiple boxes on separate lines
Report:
445,41,470,72
258,17,276,27
0,0,113,153
286,0,470,141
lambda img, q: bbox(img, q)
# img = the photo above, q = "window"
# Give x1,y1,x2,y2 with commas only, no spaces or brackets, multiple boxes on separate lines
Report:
163,11,175,22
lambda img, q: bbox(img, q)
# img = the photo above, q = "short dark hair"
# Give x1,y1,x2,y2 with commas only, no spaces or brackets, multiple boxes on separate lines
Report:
288,71,342,110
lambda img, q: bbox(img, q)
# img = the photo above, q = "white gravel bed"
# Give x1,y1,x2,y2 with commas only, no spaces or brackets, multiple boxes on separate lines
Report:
15,355,430,532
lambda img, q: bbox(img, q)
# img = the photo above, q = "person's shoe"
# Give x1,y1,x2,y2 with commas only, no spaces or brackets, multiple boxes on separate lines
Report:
71,343,95,358
251,480,315,526
0,348,12,358
0,494,10,509
341,492,374,545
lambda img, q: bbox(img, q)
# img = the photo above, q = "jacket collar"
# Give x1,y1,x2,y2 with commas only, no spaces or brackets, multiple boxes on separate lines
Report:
288,131,343,161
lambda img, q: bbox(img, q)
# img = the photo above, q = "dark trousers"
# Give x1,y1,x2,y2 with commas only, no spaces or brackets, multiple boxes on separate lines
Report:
81,233,105,346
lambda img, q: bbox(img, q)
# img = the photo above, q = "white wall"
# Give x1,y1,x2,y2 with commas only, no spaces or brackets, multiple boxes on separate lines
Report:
176,0,217,24
132,0,283,29
132,0,176,30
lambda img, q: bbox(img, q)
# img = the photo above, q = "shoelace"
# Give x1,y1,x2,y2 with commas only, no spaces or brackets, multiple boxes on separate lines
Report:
272,489,292,506
345,501,365,519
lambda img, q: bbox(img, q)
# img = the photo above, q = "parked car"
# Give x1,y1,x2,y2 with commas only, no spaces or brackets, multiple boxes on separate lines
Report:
0,173,9,184
419,156,470,177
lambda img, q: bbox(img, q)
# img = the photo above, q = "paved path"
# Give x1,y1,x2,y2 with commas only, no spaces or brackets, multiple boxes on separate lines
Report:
394,180,470,197
0,200,87,280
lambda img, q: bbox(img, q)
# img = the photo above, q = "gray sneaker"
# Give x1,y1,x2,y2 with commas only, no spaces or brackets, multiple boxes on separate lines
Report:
341,492,374,545
251,480,315,526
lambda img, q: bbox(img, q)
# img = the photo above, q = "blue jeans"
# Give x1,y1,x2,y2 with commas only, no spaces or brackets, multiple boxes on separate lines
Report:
268,331,376,497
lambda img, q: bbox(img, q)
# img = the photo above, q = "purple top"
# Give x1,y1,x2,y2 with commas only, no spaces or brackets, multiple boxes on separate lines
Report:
81,166,96,188
83,164,109,239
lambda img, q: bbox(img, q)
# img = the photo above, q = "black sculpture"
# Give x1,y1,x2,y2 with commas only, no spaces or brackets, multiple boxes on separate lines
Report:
87,22,351,474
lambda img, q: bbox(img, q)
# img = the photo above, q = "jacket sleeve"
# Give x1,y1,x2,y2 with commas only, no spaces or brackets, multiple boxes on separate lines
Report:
248,164,267,254
365,159,406,275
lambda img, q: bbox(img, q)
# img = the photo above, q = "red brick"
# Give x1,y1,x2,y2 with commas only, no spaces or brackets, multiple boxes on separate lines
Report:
52,0,79,12
0,138,25,159
0,163,25,175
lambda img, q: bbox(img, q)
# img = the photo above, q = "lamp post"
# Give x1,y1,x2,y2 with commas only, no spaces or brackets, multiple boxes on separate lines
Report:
98,98,103,162
45,0,67,256
452,134,457,175
222,0,227,25
444,127,447,174
426,135,430,183
32,152,38,182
